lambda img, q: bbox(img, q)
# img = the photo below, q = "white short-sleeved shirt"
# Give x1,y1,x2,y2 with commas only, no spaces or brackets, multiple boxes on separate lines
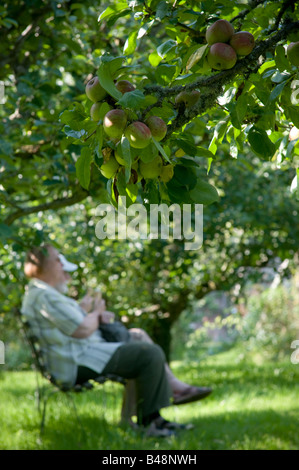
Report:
21,279,122,388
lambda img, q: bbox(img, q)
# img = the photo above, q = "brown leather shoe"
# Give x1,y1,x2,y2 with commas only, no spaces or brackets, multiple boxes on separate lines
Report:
173,386,212,405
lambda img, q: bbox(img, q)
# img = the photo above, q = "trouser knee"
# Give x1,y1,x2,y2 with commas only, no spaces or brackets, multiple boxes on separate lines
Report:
141,343,166,367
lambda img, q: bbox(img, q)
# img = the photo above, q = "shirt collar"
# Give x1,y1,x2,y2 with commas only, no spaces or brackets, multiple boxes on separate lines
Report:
28,278,61,295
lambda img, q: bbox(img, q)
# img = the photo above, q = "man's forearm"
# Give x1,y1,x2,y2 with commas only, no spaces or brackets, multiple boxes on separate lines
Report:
71,310,100,338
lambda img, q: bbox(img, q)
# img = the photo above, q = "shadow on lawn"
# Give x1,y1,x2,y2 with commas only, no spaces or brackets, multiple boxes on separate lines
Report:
24,406,299,450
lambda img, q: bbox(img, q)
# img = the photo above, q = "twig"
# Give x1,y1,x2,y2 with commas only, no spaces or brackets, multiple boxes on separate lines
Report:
231,0,266,23
84,129,97,142
268,0,296,33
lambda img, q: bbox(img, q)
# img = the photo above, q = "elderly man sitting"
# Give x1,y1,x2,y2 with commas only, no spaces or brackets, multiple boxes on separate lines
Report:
21,244,212,436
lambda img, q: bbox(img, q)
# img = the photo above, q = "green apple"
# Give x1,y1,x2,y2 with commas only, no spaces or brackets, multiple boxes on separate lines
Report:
115,144,139,166
287,42,299,66
125,121,152,149
115,80,136,94
145,116,167,142
175,148,185,158
160,164,174,183
100,156,119,179
207,43,237,70
175,90,200,108
103,109,127,140
230,31,255,56
206,19,234,45
90,102,112,122
139,156,163,179
85,77,107,102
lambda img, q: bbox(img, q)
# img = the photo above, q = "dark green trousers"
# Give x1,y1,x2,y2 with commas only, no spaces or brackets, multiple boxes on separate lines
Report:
77,342,171,423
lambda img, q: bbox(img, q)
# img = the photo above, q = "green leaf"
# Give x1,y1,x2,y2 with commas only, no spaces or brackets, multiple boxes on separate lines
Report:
75,147,93,189
59,103,86,129
98,3,128,22
230,93,248,130
167,185,193,204
275,45,290,72
63,126,87,139
174,139,198,156
97,57,123,101
149,51,163,67
290,170,298,196
0,223,13,242
155,64,177,85
95,126,104,163
152,138,171,163
120,137,132,181
186,45,208,71
139,142,159,163
94,101,112,122
124,30,138,55
156,1,170,21
269,81,288,102
248,127,276,159
196,147,215,159
137,20,155,39
287,106,299,128
157,40,176,59
173,165,197,188
189,179,219,205
117,89,145,109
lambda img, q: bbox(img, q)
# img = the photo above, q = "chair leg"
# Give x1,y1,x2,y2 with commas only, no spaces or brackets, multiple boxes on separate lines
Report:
67,392,86,437
38,388,86,437
39,388,59,436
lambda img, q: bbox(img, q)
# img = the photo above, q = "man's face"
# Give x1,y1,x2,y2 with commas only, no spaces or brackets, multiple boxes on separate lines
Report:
44,247,67,286
55,271,72,294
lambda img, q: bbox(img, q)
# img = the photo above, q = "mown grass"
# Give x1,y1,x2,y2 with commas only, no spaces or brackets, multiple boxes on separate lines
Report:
1,346,298,450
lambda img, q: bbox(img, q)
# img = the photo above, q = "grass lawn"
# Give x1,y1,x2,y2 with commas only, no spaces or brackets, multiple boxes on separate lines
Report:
1,346,298,450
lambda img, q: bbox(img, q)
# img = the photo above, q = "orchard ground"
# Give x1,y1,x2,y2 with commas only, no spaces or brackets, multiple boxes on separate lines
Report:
1,345,298,450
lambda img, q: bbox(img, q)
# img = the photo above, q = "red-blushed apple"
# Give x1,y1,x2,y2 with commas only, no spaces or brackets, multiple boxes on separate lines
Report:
287,42,299,66
289,126,299,141
115,80,136,94
139,156,163,179
145,116,167,142
103,109,127,139
125,121,152,149
100,156,119,179
207,43,237,70
175,90,201,108
230,31,255,56
85,77,107,102
206,19,234,45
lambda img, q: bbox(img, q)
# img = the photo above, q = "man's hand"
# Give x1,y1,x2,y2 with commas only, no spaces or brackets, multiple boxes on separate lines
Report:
79,291,94,313
100,310,115,324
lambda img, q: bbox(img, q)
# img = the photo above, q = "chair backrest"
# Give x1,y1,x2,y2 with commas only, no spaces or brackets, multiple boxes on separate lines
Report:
17,309,54,382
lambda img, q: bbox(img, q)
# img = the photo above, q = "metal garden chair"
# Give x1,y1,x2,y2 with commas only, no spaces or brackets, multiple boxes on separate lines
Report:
17,309,126,436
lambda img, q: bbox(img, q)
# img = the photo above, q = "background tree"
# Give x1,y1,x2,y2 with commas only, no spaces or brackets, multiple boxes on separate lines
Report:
1,0,299,359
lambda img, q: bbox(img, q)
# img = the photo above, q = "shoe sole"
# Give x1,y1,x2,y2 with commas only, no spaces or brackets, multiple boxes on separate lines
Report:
173,389,212,405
